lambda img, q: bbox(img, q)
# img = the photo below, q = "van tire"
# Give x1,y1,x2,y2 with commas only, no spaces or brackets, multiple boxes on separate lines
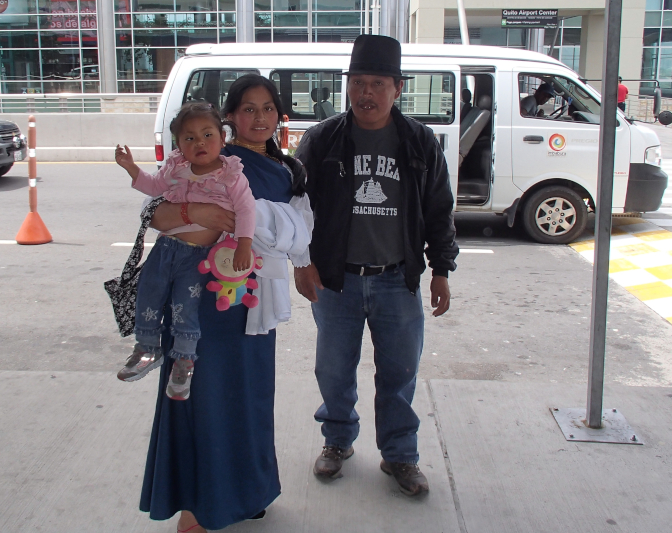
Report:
0,163,12,177
522,186,587,244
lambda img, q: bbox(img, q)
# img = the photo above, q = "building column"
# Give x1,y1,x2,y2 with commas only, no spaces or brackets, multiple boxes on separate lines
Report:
237,0,254,43
408,0,444,43
96,0,116,93
381,0,409,42
579,11,604,90
620,0,646,96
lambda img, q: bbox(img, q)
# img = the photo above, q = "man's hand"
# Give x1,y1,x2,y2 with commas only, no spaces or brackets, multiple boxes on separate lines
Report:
430,275,451,317
189,203,236,234
294,263,323,303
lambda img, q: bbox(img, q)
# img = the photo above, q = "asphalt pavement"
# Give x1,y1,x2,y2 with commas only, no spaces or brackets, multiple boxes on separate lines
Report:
2,151,672,532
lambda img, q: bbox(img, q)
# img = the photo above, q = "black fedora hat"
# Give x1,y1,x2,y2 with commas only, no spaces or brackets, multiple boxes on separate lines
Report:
344,35,413,80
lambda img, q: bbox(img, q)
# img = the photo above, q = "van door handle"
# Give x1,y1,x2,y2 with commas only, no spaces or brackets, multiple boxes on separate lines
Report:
523,135,544,144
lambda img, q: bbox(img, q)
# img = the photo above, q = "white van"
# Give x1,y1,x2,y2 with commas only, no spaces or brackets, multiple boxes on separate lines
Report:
154,42,668,244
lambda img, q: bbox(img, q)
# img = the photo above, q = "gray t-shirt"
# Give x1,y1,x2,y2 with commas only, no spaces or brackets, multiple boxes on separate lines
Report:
345,121,404,266
520,94,537,116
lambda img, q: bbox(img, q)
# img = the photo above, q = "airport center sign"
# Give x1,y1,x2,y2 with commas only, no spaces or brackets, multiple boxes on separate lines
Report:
501,9,559,28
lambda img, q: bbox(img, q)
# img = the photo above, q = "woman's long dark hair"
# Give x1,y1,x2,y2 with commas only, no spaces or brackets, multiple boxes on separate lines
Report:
222,74,306,197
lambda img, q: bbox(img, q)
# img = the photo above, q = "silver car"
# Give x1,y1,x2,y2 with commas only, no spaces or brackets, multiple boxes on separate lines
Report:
0,120,27,177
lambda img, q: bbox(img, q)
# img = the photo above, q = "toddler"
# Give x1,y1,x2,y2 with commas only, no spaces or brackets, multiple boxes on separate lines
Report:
114,102,256,400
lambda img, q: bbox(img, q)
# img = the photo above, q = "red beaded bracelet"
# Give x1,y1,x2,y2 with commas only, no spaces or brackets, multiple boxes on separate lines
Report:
180,203,192,225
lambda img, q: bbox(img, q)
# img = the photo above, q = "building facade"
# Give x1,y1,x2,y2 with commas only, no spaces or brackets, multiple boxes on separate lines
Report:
0,0,659,96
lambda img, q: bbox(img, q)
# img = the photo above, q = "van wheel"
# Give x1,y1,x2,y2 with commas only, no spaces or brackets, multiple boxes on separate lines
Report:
522,186,588,244
0,163,12,177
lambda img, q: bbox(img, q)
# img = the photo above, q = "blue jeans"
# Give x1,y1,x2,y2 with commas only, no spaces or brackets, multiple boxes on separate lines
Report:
134,235,212,360
312,265,424,464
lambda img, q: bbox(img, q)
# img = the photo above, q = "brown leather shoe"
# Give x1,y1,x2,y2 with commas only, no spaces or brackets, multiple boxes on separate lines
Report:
313,445,354,478
380,460,429,496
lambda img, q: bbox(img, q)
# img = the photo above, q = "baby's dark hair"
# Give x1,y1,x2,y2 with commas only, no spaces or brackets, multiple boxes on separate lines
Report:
169,101,236,140
222,74,307,197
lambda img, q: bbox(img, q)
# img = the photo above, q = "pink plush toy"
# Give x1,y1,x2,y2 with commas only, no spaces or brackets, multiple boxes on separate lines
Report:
198,235,264,311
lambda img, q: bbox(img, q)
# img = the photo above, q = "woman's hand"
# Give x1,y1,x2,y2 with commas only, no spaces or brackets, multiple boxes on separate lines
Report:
150,202,235,233
190,203,236,234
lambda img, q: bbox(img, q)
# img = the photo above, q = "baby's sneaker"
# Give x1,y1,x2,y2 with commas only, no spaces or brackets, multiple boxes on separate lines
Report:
117,344,163,382
166,358,194,401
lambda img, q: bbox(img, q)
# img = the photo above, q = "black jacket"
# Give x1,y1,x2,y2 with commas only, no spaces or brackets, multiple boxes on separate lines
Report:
296,106,458,293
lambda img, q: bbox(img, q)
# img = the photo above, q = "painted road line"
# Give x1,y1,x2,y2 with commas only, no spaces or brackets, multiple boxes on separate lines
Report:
459,249,494,254
112,242,155,247
570,217,672,325
0,240,17,244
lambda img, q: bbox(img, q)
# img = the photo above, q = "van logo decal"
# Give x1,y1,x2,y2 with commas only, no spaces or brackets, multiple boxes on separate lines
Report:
549,134,566,152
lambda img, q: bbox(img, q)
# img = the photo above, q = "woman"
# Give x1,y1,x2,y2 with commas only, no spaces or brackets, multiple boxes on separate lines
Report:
139,74,308,533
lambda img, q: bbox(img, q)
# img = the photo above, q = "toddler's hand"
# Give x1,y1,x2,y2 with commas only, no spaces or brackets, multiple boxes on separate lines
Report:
115,145,134,169
233,237,253,272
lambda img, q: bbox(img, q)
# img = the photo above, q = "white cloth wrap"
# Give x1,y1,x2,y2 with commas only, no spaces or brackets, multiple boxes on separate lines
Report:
245,195,313,335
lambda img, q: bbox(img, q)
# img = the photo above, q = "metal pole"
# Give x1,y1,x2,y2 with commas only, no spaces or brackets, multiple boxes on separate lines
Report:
456,0,469,45
586,0,622,429
548,24,560,57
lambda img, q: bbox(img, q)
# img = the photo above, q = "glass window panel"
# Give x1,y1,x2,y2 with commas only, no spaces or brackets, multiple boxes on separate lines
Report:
663,28,672,44
185,69,257,108
647,0,663,8
275,12,308,26
645,11,663,26
665,0,672,10
275,0,308,10
136,0,175,11
560,46,580,71
220,12,236,27
314,0,360,10
563,16,581,27
176,28,218,45
4,0,37,14
659,48,672,78
561,28,581,46
134,29,176,47
82,47,98,66
81,30,97,47
642,47,659,79
0,15,38,29
273,28,308,41
255,0,271,11
174,12,218,28
116,30,132,46
664,11,672,25
269,70,341,120
117,81,135,92
117,49,134,78
219,0,236,10
80,0,96,14
313,26,359,42
0,49,39,83
506,28,527,47
255,29,272,41
37,0,76,13
473,27,506,46
644,27,661,46
136,80,167,92
255,12,272,27
220,28,236,42
0,31,39,48
42,80,82,93
115,14,132,28
115,0,131,11
314,12,360,26
41,49,79,81
176,0,217,9
397,73,455,124
40,30,80,47
1,82,36,94
84,81,101,93
134,14,175,28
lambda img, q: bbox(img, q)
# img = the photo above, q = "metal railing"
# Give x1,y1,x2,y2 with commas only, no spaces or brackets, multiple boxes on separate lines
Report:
0,93,162,114
622,94,672,123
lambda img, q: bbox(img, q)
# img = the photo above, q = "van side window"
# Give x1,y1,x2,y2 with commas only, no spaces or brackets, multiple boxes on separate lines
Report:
396,73,455,125
184,69,259,110
518,73,602,123
270,70,342,121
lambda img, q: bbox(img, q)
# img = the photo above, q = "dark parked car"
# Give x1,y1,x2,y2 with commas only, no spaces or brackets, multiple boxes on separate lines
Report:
0,120,27,177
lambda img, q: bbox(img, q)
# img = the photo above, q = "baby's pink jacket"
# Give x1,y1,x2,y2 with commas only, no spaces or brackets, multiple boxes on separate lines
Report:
133,149,255,239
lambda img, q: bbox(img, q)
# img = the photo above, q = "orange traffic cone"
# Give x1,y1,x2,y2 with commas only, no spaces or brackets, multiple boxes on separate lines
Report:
15,115,52,245
16,212,52,245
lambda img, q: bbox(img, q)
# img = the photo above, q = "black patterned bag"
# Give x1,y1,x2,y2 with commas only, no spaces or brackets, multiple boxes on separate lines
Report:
104,197,166,337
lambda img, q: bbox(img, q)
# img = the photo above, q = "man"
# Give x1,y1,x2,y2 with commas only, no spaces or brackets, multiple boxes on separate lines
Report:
520,82,555,117
294,34,459,496
617,76,628,112
460,87,473,122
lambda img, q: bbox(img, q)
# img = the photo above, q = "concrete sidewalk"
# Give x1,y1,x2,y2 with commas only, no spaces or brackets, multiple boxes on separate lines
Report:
2,369,671,533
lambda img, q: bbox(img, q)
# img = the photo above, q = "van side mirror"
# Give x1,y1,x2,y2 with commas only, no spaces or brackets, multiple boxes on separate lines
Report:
654,87,662,116
659,110,672,126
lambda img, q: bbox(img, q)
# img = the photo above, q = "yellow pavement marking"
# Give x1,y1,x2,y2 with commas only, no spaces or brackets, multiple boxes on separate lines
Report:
646,265,672,280
615,243,659,256
570,218,672,326
609,259,639,273
626,282,672,300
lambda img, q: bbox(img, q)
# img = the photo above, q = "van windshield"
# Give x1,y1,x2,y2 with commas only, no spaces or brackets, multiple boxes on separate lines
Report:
552,77,601,116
